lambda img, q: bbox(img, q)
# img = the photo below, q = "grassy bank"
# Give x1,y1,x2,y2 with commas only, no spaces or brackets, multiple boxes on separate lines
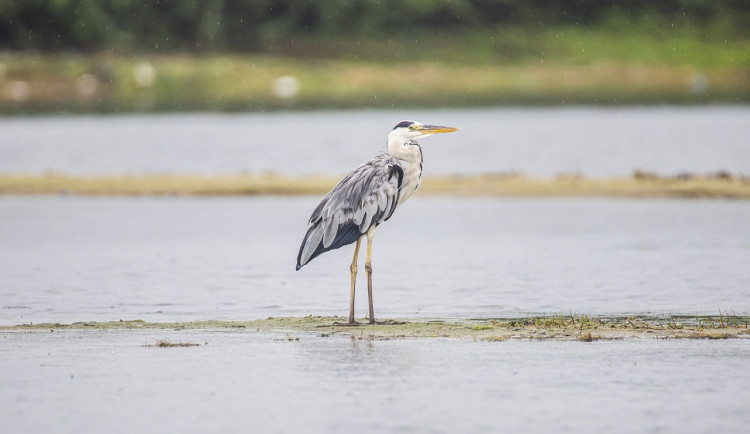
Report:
0,25,747,113
2,172,749,199
1,54,745,113
5,315,749,341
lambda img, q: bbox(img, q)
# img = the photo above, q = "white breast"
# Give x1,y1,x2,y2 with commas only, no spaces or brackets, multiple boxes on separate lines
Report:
394,144,423,207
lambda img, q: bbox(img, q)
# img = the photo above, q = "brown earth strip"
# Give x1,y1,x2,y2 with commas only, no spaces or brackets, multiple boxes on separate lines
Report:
2,172,749,199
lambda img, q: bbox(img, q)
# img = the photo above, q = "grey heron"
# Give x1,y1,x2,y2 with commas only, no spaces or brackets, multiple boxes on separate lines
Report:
296,120,459,325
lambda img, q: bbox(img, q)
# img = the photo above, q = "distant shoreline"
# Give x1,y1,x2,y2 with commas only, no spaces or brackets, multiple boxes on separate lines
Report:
2,172,749,199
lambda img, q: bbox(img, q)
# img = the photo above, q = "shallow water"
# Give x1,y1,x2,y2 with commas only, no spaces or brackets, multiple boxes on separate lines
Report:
1,196,748,325
4,107,750,434
2,330,749,434
2,106,749,177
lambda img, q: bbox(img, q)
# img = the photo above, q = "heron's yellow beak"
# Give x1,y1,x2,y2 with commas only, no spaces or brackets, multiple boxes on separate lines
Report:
418,125,459,135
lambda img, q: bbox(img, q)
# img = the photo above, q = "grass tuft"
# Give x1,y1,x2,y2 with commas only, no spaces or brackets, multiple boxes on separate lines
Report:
145,339,200,348
578,332,603,342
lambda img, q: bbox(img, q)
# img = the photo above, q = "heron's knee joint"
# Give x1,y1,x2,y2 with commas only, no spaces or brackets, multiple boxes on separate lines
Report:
365,262,372,273
350,264,357,273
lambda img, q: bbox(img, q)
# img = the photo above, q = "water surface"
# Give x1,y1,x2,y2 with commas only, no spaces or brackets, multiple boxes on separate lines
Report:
2,196,748,325
2,330,748,433
2,106,748,176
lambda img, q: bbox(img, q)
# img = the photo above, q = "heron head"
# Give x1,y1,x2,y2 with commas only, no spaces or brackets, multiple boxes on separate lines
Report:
389,120,459,144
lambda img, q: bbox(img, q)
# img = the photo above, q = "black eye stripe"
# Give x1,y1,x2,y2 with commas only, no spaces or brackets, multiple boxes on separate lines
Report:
393,121,414,130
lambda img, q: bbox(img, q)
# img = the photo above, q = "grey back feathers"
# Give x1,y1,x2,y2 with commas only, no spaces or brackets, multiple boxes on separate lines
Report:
296,154,404,270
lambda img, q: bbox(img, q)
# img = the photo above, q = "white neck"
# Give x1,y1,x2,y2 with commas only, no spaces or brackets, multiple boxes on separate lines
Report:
387,132,422,165
387,133,424,206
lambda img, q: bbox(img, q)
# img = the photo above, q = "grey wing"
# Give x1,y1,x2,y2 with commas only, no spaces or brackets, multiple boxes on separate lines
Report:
296,155,404,270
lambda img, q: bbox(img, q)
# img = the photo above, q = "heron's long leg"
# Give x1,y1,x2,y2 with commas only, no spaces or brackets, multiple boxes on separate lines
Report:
348,236,363,324
365,225,376,323
364,225,404,326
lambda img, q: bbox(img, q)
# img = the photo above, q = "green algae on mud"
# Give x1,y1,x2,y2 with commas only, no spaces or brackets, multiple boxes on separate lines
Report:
4,315,749,341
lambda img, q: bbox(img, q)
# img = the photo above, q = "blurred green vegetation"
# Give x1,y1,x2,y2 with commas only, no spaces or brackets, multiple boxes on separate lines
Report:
2,1,748,53
0,1,748,112
2,51,746,113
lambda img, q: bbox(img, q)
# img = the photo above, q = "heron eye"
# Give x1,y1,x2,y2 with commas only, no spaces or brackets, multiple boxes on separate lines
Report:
408,125,416,130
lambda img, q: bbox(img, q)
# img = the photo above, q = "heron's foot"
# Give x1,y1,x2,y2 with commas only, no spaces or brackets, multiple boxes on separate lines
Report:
368,319,406,326
331,321,363,327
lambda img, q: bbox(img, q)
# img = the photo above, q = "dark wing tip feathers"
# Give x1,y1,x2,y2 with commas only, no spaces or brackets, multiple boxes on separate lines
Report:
296,263,302,271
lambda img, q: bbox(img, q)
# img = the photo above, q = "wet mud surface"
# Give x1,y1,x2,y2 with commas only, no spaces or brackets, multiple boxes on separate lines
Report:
6,315,749,341
3,322,750,434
